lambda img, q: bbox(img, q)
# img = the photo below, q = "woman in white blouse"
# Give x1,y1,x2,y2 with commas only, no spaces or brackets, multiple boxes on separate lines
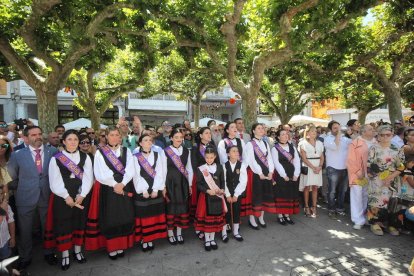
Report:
47,130,93,270
132,134,167,252
217,122,247,165
298,125,325,218
245,123,274,229
162,128,193,245
271,129,301,225
86,126,135,260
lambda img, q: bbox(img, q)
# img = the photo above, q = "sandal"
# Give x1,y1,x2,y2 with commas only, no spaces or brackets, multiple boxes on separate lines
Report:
303,207,311,217
311,206,317,218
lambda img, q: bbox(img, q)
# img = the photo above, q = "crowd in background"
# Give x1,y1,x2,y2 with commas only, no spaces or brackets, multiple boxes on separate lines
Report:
0,115,413,275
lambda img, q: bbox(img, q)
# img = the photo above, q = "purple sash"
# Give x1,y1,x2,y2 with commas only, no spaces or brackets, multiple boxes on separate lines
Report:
100,145,125,174
275,143,293,164
134,152,156,179
199,144,206,158
165,147,189,179
251,140,269,168
54,152,83,180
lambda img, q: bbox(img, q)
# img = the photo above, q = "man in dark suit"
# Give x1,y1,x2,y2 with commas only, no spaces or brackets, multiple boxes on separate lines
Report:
7,126,58,271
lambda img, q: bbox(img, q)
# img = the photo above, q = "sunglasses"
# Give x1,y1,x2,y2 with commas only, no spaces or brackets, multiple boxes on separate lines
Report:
0,144,9,149
80,141,91,145
0,124,7,128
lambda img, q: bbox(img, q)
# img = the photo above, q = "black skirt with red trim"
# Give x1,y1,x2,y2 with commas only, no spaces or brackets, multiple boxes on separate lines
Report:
274,177,300,215
251,172,277,217
134,192,167,242
166,213,190,230
84,181,135,252
44,190,90,252
240,168,254,217
194,193,226,233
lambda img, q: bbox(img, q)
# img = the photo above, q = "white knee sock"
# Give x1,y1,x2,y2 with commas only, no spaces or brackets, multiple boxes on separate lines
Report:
168,229,174,237
278,214,283,218
109,251,117,256
210,232,215,241
148,242,153,247
205,232,211,242
249,215,258,226
62,250,69,258
62,250,69,265
233,223,240,235
258,211,265,224
74,245,81,254
117,250,123,254
222,225,227,236
176,227,182,236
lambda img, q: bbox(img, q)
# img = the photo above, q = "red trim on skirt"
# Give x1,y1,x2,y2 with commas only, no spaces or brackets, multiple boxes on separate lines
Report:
135,215,167,243
84,181,134,252
194,193,226,233
44,194,86,252
189,175,198,220
274,198,300,215
166,213,190,230
240,168,254,217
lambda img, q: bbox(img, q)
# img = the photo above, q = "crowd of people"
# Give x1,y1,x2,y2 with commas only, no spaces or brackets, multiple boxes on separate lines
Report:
0,115,413,274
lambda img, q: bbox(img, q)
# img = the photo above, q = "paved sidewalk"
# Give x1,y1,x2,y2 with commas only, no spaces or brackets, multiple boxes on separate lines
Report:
27,205,414,275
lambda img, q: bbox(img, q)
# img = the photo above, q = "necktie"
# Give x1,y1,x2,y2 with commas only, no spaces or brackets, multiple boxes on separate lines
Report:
35,149,42,174
240,133,243,140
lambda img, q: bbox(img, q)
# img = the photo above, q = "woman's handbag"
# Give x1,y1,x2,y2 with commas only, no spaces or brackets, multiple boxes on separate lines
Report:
301,166,308,175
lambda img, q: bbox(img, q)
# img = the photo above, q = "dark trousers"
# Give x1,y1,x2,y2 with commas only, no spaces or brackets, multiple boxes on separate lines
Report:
225,198,241,224
17,203,53,262
326,167,349,212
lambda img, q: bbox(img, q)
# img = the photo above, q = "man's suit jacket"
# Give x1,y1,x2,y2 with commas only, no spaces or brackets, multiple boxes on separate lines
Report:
7,146,57,208
13,143,27,152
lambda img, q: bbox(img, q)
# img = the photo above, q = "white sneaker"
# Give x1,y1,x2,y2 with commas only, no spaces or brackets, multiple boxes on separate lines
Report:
353,224,363,230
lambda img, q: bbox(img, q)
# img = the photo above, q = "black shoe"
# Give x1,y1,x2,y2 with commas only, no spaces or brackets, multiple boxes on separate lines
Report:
277,217,287,226
210,240,218,250
234,234,244,242
73,252,87,263
61,257,70,271
117,251,125,258
204,241,211,251
17,260,31,270
168,236,177,245
258,220,267,228
176,235,184,244
44,254,58,265
108,253,118,260
248,221,259,230
142,242,149,252
284,216,295,225
222,234,229,243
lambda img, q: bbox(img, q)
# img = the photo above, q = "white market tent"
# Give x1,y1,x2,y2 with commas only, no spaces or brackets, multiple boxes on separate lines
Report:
63,118,107,130
274,115,330,127
190,117,226,128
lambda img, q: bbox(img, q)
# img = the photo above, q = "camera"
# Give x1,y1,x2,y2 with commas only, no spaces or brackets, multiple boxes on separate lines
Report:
14,118,27,131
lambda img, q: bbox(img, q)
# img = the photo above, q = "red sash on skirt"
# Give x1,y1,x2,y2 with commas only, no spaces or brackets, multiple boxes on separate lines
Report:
189,175,198,221
194,193,226,233
85,181,134,252
240,168,254,216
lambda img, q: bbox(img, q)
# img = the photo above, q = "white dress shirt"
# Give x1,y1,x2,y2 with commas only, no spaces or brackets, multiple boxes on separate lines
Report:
323,134,352,170
94,146,135,187
245,138,274,175
271,144,301,178
29,145,44,165
217,137,247,165
49,151,94,199
223,161,247,197
133,150,165,194
162,145,193,187
391,135,404,149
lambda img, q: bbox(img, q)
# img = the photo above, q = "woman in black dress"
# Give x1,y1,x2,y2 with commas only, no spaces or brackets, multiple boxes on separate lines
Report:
162,128,193,245
271,129,301,225
46,130,93,270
